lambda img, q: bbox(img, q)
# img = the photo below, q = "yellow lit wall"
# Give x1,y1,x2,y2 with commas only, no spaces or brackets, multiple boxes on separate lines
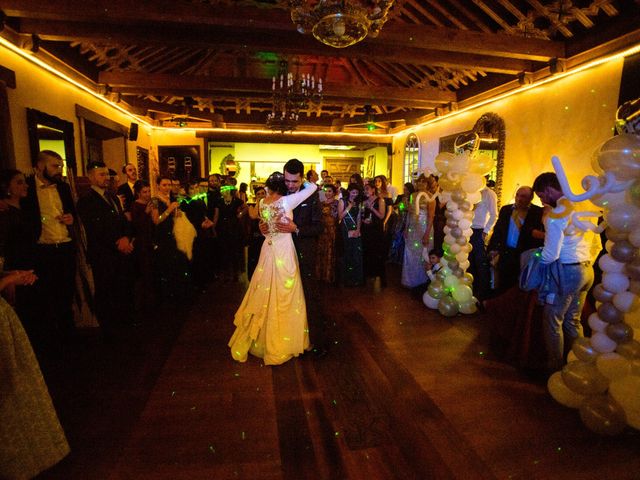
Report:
207,143,388,188
2,43,152,173
392,59,623,204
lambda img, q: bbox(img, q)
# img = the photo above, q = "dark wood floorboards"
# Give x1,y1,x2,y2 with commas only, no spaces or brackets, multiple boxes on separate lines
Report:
36,270,640,479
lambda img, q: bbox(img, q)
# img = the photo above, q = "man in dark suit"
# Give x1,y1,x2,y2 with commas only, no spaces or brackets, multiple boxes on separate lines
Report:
77,161,135,335
116,162,137,213
265,158,327,356
488,186,545,294
22,150,77,343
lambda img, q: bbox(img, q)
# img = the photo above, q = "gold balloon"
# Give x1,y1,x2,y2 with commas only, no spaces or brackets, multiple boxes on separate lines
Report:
572,337,598,362
579,395,627,436
562,361,609,395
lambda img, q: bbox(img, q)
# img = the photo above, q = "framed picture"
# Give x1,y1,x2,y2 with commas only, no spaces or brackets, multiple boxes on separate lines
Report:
158,145,200,185
365,154,375,178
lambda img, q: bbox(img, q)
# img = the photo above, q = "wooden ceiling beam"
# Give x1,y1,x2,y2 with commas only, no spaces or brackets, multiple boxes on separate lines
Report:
14,15,552,68
100,71,457,106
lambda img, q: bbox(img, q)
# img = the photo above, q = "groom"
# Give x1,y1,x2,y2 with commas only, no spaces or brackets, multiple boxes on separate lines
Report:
261,158,328,356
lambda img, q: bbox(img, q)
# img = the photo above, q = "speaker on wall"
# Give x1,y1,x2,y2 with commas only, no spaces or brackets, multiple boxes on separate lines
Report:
129,122,139,141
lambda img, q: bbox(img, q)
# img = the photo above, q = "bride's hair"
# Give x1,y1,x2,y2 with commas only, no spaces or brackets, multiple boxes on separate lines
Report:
265,172,288,196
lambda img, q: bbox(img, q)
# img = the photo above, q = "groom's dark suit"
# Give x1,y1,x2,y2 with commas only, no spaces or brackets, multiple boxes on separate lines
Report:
290,184,327,351
77,187,134,330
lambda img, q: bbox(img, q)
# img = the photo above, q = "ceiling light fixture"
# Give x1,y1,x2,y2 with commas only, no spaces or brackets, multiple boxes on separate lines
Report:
289,0,396,48
266,60,323,133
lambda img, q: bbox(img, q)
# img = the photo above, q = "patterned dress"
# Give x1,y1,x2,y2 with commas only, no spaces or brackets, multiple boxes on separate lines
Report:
0,297,69,478
315,199,338,283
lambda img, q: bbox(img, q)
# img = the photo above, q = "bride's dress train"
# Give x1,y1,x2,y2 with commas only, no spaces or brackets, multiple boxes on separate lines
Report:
228,183,317,365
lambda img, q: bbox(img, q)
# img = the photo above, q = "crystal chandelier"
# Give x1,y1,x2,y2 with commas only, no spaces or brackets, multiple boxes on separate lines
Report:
266,60,323,133
289,0,396,48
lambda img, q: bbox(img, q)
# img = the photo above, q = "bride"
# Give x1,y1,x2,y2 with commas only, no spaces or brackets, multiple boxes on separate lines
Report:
228,172,317,365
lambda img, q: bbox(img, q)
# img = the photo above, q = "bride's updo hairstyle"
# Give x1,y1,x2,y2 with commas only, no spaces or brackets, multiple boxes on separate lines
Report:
265,172,288,196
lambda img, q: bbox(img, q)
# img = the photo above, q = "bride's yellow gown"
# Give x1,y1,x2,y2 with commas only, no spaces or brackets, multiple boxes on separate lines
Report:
228,183,317,365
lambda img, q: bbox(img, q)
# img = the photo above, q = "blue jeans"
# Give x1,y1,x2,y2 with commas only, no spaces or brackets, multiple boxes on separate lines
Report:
542,262,594,370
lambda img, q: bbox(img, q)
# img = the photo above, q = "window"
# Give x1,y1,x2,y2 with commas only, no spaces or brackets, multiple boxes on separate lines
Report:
403,133,419,184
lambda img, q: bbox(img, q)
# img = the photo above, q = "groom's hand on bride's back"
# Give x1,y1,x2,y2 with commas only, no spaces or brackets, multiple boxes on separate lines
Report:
275,219,297,234
259,220,269,235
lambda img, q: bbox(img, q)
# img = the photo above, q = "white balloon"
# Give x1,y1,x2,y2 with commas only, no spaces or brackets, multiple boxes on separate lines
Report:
449,243,461,254
423,291,440,309
446,201,459,211
466,191,482,204
591,190,628,209
613,291,640,313
444,234,456,245
591,332,618,353
463,228,473,238
588,312,609,333
461,174,485,194
452,210,464,221
596,352,632,380
458,219,472,230
602,273,631,293
599,254,626,274
444,274,459,288
547,371,586,409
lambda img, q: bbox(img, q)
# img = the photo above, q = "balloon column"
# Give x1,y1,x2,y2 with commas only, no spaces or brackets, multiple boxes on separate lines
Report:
422,133,494,316
547,100,640,435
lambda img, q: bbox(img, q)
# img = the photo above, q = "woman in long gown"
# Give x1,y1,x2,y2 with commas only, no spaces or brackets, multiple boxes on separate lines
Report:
0,270,70,479
315,184,339,283
361,180,387,285
228,173,317,366
401,175,436,288
338,183,364,287
151,175,191,299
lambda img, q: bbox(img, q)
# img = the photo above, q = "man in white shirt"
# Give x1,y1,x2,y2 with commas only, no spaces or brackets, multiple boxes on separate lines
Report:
533,172,601,371
469,182,498,300
23,150,77,343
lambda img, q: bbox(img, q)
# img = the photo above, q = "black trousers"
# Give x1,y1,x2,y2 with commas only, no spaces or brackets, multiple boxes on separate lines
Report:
91,253,134,333
30,242,76,342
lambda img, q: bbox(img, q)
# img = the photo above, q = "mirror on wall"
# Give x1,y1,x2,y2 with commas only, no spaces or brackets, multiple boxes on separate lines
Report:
403,133,419,183
472,112,505,204
438,112,505,204
26,108,76,173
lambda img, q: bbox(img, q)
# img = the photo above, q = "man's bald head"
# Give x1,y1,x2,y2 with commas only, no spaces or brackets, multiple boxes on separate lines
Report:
515,186,534,209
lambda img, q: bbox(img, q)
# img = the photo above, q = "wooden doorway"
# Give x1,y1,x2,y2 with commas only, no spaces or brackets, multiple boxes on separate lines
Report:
324,157,363,184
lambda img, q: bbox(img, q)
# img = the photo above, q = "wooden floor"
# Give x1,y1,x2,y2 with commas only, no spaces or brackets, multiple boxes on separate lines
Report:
37,270,640,480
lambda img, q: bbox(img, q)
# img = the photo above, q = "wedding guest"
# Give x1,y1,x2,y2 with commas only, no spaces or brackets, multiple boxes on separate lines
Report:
117,162,137,213
533,172,601,371
130,180,155,315
316,183,339,283
247,186,266,279
0,269,70,480
361,180,387,287
77,161,135,335
487,186,544,294
338,183,363,287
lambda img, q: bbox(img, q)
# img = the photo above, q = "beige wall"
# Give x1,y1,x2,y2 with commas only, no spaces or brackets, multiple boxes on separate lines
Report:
2,43,151,173
392,58,624,204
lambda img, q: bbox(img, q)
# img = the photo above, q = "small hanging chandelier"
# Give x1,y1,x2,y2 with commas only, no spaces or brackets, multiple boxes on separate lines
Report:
289,0,396,48
266,60,323,133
